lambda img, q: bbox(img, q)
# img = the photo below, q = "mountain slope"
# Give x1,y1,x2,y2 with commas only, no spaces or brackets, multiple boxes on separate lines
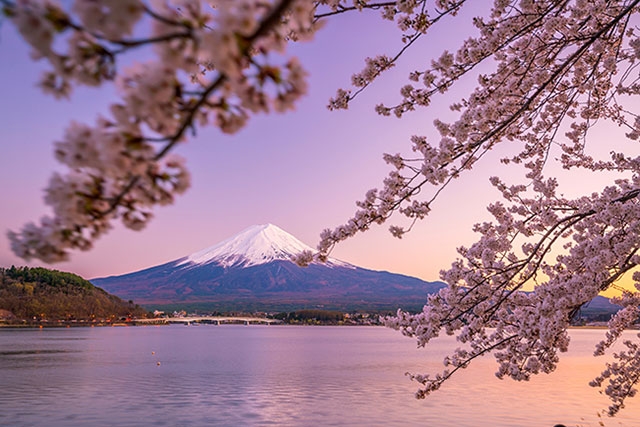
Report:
178,223,336,268
0,266,149,320
92,224,444,311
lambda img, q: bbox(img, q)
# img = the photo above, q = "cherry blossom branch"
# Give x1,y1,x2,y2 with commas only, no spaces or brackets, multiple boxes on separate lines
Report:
315,0,640,261
7,0,640,416
7,0,315,262
313,1,396,20
64,0,297,221
406,334,517,398
387,178,640,410
327,0,467,110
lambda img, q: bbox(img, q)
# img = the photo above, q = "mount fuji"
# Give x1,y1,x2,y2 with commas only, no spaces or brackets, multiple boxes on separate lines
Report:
91,224,444,311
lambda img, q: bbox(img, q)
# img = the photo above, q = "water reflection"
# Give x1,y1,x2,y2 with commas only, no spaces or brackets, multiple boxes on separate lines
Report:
0,349,74,356
0,326,638,426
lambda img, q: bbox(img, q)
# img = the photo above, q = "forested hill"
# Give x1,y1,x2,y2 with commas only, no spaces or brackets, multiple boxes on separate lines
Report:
0,266,149,322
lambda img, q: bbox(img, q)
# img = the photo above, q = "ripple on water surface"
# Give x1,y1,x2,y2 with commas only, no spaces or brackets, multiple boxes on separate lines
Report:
1,326,639,427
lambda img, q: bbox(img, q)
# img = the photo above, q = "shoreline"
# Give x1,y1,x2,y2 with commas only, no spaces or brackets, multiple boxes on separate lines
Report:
0,320,150,328
1,321,633,330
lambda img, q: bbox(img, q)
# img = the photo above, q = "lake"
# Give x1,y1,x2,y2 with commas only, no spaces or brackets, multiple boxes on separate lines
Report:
1,325,639,426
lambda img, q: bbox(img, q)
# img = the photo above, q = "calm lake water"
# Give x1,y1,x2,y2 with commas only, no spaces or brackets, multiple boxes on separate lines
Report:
1,325,639,427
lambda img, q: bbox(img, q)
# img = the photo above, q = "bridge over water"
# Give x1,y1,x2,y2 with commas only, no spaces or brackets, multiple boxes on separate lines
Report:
134,316,283,326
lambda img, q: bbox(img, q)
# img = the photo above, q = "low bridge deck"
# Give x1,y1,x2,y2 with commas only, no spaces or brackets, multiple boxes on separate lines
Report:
134,316,282,325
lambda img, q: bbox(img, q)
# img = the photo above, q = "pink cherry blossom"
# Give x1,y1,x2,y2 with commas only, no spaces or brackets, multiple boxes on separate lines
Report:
5,0,640,417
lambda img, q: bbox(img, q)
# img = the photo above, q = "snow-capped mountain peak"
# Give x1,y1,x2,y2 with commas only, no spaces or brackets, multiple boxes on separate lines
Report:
91,223,445,311
179,223,330,268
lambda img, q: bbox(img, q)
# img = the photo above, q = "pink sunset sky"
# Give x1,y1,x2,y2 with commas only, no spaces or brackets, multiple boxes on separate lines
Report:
0,4,632,288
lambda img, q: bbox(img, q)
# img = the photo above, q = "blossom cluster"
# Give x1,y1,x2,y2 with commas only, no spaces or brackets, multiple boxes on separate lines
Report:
328,0,465,112
7,0,640,417
312,0,640,415
5,0,319,262
385,177,640,414
322,0,640,253
591,336,640,416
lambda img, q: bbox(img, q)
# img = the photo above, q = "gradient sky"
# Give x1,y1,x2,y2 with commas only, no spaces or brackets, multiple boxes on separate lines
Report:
0,5,632,290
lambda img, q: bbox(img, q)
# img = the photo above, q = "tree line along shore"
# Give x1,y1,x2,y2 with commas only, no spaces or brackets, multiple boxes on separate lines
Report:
0,266,149,325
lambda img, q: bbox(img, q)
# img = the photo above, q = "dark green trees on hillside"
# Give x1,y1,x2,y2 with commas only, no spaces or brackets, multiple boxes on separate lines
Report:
0,266,148,321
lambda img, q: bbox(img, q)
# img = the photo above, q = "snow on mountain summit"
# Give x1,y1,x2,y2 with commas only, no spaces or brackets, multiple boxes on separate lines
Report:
91,222,442,310
179,223,331,268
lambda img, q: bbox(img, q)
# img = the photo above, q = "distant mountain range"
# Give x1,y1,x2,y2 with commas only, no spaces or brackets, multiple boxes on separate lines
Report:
91,224,446,312
578,295,622,322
